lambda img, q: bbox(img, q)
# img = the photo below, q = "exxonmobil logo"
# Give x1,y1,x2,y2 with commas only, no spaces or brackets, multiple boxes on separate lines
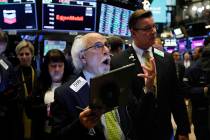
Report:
56,15,84,22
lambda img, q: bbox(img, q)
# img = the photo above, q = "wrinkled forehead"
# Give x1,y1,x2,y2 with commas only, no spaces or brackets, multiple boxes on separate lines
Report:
83,33,106,48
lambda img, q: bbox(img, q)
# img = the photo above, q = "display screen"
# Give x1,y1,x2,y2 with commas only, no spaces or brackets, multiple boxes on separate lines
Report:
0,0,38,31
150,0,167,23
163,38,177,47
191,39,204,50
173,28,184,38
178,39,187,53
42,0,96,32
98,3,133,37
174,28,182,36
44,40,66,55
164,47,176,53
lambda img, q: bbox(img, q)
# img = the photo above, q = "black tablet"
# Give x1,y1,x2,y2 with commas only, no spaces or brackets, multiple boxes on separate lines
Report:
89,63,136,112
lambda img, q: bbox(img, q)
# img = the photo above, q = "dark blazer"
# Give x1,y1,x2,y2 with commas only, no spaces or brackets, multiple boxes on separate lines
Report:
51,73,132,140
0,56,19,140
185,59,210,140
111,47,190,140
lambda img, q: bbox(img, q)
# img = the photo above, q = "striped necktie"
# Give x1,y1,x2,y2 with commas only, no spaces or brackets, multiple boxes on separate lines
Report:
105,109,121,140
143,50,157,97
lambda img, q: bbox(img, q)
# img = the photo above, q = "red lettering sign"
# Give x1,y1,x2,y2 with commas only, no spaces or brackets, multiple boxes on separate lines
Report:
56,15,84,22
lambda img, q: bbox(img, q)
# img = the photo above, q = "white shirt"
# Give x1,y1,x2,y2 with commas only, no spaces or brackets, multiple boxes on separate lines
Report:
44,82,61,105
83,70,96,85
132,42,154,65
184,60,191,69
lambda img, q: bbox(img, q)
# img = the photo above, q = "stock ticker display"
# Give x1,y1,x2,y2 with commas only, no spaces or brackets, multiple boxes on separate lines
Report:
0,0,38,31
99,3,133,37
42,0,96,32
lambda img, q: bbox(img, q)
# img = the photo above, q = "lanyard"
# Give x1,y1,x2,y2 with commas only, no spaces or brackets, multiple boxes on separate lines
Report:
21,66,35,96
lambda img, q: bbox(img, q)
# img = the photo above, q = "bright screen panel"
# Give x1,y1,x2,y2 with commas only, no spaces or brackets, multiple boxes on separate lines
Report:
178,39,187,53
0,0,38,31
150,0,167,23
164,38,177,47
44,40,66,55
191,39,204,50
99,3,133,37
42,0,96,32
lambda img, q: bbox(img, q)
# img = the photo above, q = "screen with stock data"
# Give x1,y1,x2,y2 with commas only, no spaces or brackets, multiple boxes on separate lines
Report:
42,0,96,32
99,3,133,37
0,0,37,31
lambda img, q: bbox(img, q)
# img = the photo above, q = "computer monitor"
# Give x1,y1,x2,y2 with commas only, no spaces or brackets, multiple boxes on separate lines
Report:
98,3,133,37
150,0,167,23
178,39,187,53
42,0,96,32
0,0,38,31
173,28,184,38
44,40,66,55
163,38,177,47
191,39,204,50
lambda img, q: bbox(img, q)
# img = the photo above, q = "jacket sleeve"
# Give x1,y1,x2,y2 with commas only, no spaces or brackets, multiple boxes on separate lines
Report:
51,87,88,139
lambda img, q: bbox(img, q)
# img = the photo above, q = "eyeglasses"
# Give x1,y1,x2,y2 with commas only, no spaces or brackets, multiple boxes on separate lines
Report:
133,24,157,32
81,42,109,52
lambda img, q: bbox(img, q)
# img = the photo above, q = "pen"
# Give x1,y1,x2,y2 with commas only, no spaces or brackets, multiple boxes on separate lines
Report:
75,106,85,111
75,106,96,135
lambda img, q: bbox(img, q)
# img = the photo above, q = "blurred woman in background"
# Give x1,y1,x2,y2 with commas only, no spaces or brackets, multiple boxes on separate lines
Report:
15,40,38,140
31,49,70,140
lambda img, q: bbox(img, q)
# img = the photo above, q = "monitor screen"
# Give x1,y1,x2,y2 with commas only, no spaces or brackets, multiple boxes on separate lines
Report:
0,0,38,31
42,0,96,32
178,39,187,53
173,28,184,38
164,47,176,53
150,0,167,23
44,40,66,55
191,39,204,50
163,38,177,47
98,3,133,37
174,28,182,36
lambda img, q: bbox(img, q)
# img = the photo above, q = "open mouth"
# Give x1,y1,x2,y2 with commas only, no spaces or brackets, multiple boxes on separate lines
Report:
102,58,110,65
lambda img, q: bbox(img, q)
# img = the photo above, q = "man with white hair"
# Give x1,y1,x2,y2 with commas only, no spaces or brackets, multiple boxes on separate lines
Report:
51,33,132,140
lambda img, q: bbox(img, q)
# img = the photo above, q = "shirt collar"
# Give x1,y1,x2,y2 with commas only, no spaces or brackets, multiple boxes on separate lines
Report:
132,42,153,57
83,70,96,85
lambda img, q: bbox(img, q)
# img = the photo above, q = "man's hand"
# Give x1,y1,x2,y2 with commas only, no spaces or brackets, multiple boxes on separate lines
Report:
79,107,102,129
138,58,156,91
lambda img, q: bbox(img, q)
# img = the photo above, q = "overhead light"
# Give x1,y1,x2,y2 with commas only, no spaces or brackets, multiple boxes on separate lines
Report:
205,25,210,29
192,6,197,11
197,7,204,13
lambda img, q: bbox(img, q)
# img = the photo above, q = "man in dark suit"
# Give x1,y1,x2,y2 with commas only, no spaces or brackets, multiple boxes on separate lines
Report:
172,50,185,82
51,33,131,140
111,10,190,140
0,30,18,140
185,39,210,140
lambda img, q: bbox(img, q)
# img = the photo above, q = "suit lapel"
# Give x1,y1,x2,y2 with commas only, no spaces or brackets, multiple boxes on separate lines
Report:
127,47,144,74
72,73,90,108
153,49,165,95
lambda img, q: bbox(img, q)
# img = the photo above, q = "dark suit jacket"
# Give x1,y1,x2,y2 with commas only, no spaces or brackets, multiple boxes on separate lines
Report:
0,56,18,140
51,73,132,140
111,47,190,140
